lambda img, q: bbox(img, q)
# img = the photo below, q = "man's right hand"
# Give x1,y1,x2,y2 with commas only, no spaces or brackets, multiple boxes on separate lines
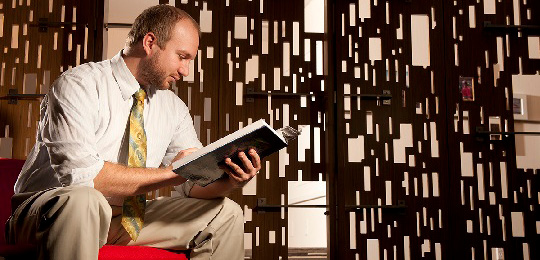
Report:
167,148,199,170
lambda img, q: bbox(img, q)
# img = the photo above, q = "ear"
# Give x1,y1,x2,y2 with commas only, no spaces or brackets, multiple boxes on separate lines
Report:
142,32,158,55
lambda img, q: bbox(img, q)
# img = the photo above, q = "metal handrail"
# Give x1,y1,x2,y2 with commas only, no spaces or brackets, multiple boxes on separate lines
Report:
104,23,133,30
483,21,540,33
255,198,407,214
476,130,540,135
0,93,45,104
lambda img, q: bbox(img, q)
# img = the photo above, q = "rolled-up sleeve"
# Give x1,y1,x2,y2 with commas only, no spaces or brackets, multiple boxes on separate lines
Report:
43,72,104,187
174,180,196,199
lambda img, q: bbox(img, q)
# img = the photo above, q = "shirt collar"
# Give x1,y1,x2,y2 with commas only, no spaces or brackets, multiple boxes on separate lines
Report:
111,50,142,101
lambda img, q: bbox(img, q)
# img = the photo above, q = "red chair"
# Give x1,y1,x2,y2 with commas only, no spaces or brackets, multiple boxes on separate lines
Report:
0,158,188,260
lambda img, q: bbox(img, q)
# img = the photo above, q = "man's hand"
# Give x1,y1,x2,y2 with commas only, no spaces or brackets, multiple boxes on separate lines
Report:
94,147,200,197
188,148,262,199
223,148,261,188
167,148,199,170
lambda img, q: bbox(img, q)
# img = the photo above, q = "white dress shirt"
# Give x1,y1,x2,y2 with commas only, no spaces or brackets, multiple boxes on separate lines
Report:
14,51,202,202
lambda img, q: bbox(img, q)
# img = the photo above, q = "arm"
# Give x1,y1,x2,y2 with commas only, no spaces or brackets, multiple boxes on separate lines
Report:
93,162,183,197
44,72,190,195
188,149,261,199
161,96,261,199
93,148,197,197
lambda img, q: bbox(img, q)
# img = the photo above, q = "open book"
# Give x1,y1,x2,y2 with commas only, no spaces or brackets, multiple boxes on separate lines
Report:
172,119,300,187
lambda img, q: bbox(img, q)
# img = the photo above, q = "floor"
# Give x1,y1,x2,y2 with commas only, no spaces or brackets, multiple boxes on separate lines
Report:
245,248,327,259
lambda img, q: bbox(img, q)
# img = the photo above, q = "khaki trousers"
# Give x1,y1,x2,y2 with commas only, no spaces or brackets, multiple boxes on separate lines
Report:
6,186,245,260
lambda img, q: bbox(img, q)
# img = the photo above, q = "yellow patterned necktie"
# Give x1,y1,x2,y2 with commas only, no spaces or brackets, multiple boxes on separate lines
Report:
121,88,147,241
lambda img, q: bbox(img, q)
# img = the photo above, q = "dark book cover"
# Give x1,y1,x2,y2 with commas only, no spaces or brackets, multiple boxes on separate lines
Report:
172,120,295,187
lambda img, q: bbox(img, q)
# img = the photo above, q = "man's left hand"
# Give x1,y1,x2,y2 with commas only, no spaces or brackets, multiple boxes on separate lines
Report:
223,148,261,188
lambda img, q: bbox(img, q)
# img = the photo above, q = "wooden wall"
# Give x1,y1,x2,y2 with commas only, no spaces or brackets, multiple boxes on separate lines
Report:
167,0,332,258
334,0,539,259
0,0,103,159
1,0,539,259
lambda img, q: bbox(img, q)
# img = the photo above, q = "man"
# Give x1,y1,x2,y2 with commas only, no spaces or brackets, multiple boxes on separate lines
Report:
7,5,259,260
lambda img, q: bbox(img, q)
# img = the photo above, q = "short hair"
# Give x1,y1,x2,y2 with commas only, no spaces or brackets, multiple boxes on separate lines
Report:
126,5,200,48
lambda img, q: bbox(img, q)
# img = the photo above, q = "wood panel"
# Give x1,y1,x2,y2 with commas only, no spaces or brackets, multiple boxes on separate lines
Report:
443,0,540,259
334,0,450,259
2,0,539,259
0,0,104,159
334,0,540,259
169,0,332,258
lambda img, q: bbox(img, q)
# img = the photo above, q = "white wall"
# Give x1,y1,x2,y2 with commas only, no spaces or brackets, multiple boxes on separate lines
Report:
288,181,327,248
512,74,540,170
103,0,160,59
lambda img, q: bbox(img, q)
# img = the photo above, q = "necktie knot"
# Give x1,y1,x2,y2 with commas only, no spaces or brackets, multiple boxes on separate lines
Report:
134,88,146,103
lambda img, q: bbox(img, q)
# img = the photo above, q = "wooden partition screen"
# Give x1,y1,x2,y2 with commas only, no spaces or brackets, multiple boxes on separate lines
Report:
334,0,451,259
1,0,539,259
442,0,540,259
168,0,333,259
334,0,539,259
0,0,103,159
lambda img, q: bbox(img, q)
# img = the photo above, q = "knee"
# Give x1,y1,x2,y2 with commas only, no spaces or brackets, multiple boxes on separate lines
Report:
220,197,243,220
37,186,111,246
51,186,112,219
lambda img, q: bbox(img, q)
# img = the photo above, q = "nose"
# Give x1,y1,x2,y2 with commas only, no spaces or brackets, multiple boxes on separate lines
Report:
178,60,190,77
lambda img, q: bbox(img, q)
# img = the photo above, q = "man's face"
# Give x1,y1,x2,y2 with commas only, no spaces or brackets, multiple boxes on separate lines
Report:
139,20,199,90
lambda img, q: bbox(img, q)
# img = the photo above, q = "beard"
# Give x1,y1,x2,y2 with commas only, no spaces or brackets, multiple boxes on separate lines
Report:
138,51,170,89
